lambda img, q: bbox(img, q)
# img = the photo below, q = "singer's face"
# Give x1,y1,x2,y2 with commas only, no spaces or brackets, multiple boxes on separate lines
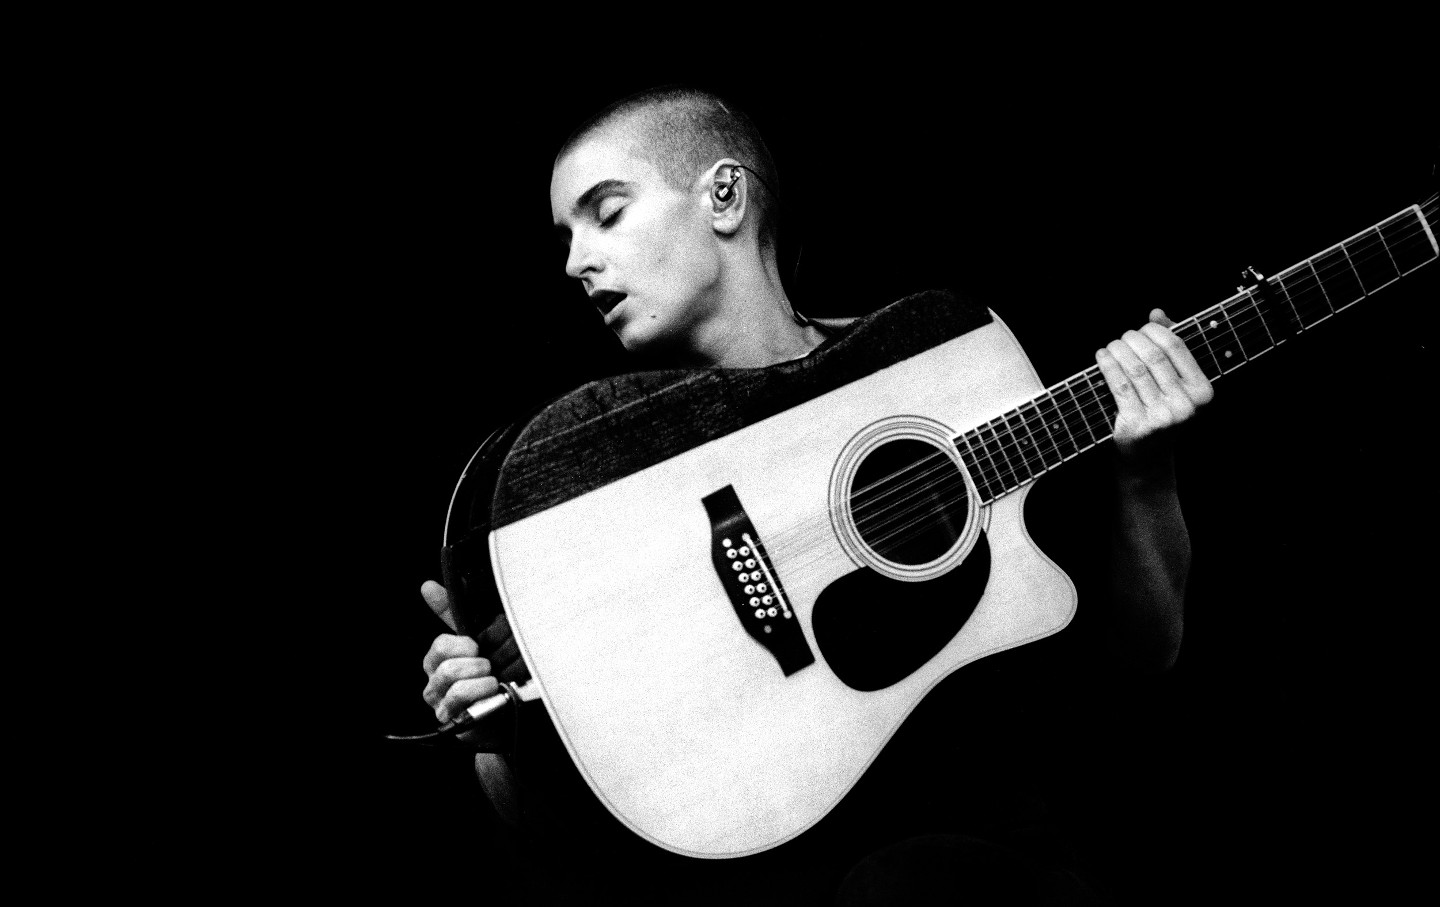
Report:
551,131,723,357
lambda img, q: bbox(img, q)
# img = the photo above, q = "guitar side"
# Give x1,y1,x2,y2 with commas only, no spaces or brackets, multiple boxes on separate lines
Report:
488,305,1078,858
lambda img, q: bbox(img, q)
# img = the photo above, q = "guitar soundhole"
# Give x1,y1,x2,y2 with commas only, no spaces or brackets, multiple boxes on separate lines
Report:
851,439,968,566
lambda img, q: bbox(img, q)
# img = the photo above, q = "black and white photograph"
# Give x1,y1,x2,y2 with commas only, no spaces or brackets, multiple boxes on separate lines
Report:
170,33,1434,906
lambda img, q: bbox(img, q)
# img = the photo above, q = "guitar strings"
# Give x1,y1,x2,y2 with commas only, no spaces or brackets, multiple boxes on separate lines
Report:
804,213,1432,546
768,202,1438,548
762,219,1438,582
763,276,1436,582
840,204,1437,522
862,206,1437,507
746,207,1437,578
828,226,1439,571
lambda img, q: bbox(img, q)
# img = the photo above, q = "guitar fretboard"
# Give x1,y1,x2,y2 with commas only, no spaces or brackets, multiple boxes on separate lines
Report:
955,197,1438,504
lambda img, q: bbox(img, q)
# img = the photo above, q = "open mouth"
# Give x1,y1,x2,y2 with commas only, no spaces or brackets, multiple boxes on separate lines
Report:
591,290,627,316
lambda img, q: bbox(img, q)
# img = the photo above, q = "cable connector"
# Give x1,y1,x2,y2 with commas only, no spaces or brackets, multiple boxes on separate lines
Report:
384,681,527,747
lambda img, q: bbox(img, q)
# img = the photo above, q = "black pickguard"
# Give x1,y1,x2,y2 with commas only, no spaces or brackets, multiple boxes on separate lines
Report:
810,533,992,691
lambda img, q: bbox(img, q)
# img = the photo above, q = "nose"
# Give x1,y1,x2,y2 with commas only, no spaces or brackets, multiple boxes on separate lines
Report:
564,231,601,281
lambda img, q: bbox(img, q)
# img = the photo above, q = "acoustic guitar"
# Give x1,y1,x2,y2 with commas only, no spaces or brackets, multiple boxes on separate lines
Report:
443,192,1436,859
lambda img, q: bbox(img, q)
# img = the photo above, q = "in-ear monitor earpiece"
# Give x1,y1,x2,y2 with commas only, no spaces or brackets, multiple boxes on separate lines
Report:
715,165,744,202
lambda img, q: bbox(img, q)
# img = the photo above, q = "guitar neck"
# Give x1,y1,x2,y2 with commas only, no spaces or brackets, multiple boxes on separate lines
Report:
955,195,1440,505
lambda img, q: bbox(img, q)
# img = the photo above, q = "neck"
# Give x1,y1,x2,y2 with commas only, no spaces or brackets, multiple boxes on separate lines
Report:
670,254,825,370
954,196,1439,505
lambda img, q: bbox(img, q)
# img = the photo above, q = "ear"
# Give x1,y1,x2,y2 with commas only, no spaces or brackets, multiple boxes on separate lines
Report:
703,158,747,237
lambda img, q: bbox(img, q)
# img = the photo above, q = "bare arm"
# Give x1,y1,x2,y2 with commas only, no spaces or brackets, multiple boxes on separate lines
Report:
1094,309,1214,672
419,580,531,825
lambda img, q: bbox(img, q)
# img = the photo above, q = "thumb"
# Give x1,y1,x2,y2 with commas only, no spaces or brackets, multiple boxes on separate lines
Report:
1149,307,1176,329
421,580,459,633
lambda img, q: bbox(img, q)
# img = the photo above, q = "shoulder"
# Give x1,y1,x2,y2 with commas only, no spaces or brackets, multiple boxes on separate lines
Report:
804,289,990,353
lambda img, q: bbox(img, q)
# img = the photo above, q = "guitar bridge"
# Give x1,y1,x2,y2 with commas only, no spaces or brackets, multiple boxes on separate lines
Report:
702,485,815,676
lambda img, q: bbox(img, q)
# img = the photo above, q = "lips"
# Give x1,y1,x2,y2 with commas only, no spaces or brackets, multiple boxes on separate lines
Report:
591,290,627,315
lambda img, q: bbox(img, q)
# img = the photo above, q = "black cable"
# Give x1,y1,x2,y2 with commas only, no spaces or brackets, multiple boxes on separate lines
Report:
730,162,808,310
383,682,523,753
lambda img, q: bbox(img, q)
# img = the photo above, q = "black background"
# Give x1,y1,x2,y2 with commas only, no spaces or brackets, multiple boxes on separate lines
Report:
180,37,1436,905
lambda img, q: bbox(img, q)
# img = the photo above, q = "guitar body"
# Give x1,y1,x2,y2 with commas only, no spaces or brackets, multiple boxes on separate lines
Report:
460,195,1438,859
486,291,1078,858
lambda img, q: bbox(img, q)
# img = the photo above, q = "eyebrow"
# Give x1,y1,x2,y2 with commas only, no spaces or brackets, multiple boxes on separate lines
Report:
555,178,631,239
573,178,630,215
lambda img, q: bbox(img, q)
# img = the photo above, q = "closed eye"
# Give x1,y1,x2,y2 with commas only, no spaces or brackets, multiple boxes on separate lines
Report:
597,198,625,227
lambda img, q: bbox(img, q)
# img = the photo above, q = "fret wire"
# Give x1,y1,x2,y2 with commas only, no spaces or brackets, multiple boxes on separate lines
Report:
1291,268,1338,325
1339,244,1363,292
901,210,1438,508
959,440,1000,496
1059,379,1099,445
1051,381,1105,449
1285,212,1433,301
1344,231,1403,295
1180,308,1239,374
975,383,1111,499
1176,319,1225,381
1347,219,1432,277
1241,289,1278,352
1261,282,1299,343
1377,209,1439,273
773,208,1440,563
1198,306,1248,369
1295,251,1358,319
1278,218,1411,319
1286,208,1428,294
1002,410,1040,480
1025,401,1063,470
1040,389,1082,461
1001,418,1033,486
964,210,1438,501
985,419,1024,486
1223,301,1259,361
1325,245,1370,308
1371,226,1404,275
1304,258,1338,314
1081,371,1115,437
971,433,1006,503
1273,271,1322,330
990,414,1025,483
973,423,1008,495
1021,397,1064,471
851,222,1412,546
1226,268,1326,349
965,426,1005,493
1084,374,1113,440
957,434,998,503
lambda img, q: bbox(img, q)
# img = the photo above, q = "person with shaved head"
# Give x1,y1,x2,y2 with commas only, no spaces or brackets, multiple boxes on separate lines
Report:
547,85,827,367
416,85,1211,904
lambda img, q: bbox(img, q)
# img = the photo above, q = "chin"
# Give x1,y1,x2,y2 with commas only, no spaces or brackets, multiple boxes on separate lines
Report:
615,318,686,363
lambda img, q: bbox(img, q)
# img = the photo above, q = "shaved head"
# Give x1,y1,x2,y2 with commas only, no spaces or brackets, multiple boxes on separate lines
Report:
558,86,782,253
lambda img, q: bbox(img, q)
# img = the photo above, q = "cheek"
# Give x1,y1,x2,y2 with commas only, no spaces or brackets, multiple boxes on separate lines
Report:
650,222,715,290
634,231,683,291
